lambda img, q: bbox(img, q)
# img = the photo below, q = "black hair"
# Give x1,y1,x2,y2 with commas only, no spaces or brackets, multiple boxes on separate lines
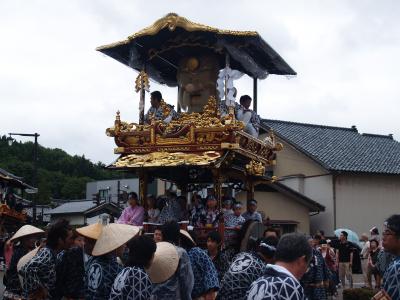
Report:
314,234,322,241
161,221,180,244
369,239,379,247
239,95,252,104
274,233,312,264
319,230,325,236
247,199,257,205
128,192,138,200
46,219,72,249
207,231,222,244
206,195,216,201
150,91,162,101
126,235,156,268
264,227,280,238
180,231,197,250
341,231,348,238
257,236,278,259
371,227,379,235
319,239,328,245
385,214,400,236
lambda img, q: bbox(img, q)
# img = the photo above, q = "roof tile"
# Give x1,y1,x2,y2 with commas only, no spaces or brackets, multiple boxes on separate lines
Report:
262,119,400,174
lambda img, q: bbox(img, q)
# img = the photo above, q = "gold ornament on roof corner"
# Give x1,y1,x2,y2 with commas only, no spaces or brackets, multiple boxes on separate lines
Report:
245,160,265,177
135,71,150,93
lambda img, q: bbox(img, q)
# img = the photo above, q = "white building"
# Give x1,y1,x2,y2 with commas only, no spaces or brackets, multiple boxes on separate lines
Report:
261,119,400,236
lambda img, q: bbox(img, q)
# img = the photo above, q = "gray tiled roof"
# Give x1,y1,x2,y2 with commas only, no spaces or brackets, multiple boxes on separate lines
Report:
261,119,400,174
49,200,95,215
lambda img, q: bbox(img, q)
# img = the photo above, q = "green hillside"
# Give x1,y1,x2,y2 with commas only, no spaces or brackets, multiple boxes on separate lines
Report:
0,135,121,204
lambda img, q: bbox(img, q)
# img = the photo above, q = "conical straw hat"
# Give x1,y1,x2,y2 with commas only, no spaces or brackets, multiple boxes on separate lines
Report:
146,242,179,283
76,222,104,240
10,225,44,242
92,223,140,256
180,229,196,246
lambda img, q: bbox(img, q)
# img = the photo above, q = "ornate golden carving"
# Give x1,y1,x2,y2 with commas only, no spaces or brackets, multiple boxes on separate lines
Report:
113,151,221,168
135,71,150,93
106,96,282,169
245,160,266,177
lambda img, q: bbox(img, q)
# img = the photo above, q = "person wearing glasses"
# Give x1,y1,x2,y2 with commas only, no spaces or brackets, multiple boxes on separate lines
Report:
381,214,400,299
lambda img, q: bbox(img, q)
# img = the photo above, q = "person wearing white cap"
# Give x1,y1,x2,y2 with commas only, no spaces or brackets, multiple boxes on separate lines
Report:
20,219,74,300
85,223,139,300
109,235,156,300
242,199,262,223
151,221,194,300
224,202,246,247
3,225,44,300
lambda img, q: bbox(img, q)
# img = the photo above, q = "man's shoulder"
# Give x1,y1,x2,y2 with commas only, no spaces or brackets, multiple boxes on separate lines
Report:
387,257,400,271
248,268,303,300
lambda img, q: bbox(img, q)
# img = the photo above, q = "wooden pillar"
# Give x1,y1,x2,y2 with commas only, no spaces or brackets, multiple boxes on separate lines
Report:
253,77,258,113
246,179,254,202
138,170,148,207
212,169,223,209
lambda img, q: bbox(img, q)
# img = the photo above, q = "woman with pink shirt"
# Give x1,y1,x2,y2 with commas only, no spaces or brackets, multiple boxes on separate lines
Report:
117,192,145,226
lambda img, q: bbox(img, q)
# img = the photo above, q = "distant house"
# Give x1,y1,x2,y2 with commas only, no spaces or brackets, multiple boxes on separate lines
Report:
47,200,121,225
261,119,400,236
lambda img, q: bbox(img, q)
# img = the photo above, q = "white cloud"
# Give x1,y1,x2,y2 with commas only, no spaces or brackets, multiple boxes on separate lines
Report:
1,0,399,164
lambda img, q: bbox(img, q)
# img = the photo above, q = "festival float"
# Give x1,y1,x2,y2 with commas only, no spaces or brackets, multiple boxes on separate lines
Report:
0,168,30,231
98,13,296,247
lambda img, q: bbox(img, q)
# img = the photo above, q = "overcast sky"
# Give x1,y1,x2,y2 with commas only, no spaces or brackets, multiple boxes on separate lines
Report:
1,0,399,164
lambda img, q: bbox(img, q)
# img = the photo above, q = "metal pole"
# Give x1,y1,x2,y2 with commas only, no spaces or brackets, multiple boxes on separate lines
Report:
253,77,258,113
33,133,38,224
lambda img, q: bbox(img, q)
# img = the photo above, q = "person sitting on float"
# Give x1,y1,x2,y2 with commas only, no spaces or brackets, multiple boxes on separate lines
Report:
221,197,234,217
225,202,245,229
144,91,178,124
242,199,262,222
117,192,145,226
145,194,160,223
236,95,261,138
204,195,221,228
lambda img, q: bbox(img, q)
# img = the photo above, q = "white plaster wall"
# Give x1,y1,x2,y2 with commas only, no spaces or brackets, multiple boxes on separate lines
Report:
236,191,311,233
269,138,334,235
335,174,400,236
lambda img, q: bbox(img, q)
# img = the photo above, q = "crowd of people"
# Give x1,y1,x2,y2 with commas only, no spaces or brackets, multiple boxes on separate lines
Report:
116,191,262,230
2,189,400,300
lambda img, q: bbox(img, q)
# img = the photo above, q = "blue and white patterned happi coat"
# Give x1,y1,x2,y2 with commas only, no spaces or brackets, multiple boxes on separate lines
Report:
109,266,152,300
247,264,305,300
20,247,57,299
218,251,268,300
151,246,194,300
188,247,219,298
85,254,123,300
383,256,400,299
